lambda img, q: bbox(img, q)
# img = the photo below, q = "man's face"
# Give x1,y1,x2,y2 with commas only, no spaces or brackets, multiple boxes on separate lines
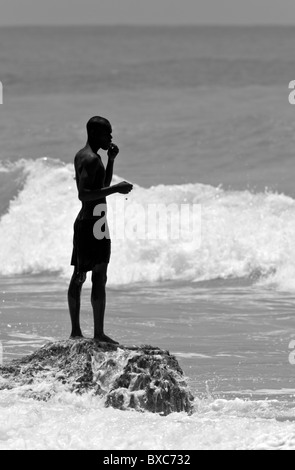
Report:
98,125,113,151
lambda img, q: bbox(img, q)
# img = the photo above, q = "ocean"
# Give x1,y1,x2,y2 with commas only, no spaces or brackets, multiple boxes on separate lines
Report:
1,25,295,450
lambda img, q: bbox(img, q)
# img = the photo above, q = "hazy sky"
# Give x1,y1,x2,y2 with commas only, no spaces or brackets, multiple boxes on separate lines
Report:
0,0,295,26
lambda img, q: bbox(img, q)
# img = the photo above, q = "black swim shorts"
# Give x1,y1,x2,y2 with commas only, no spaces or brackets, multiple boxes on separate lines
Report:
70,216,111,272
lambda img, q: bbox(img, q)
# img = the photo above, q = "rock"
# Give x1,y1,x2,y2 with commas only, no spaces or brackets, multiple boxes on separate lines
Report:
0,339,195,415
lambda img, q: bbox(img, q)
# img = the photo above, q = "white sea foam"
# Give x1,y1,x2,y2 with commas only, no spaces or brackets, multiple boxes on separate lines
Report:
1,158,295,291
1,391,295,450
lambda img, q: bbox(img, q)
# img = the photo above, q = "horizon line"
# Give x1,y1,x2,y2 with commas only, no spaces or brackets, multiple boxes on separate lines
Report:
1,22,295,28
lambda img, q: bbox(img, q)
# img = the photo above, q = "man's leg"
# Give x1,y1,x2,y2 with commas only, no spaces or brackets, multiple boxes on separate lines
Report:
68,268,87,338
91,262,118,344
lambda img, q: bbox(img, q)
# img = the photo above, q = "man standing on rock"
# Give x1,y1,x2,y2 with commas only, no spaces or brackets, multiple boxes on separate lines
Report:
68,116,133,343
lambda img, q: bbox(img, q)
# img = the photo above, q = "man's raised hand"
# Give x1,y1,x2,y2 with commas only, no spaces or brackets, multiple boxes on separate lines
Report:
107,143,119,160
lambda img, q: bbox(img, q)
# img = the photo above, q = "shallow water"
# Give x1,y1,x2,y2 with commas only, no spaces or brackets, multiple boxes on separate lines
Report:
1,275,295,450
1,274,295,397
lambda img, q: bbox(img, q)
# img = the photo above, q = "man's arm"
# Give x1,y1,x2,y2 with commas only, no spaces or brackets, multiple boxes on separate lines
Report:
78,157,132,202
80,185,118,202
78,157,117,202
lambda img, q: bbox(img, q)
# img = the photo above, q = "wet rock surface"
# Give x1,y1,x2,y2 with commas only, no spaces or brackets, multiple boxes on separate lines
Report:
0,339,195,415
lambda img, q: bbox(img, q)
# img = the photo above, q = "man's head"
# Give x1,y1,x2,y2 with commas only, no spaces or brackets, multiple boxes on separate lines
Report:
86,116,113,151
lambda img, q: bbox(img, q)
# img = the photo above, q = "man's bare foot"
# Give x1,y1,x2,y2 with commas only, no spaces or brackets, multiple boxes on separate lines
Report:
69,333,84,340
94,334,119,345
